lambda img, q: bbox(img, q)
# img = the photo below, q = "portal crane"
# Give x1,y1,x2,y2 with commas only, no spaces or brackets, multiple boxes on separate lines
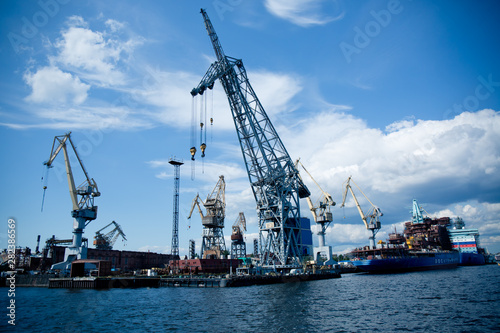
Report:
340,176,382,249
93,221,127,250
231,212,247,258
187,175,226,259
43,132,100,270
295,159,336,265
191,9,310,269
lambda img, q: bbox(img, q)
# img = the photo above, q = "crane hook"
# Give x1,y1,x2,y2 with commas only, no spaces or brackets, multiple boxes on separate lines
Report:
200,143,206,158
190,147,197,161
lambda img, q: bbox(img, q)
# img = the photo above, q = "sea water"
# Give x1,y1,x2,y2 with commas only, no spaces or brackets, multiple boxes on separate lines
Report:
5,265,500,332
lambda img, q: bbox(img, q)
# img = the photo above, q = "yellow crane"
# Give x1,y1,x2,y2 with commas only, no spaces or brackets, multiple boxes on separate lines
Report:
42,132,100,271
340,176,382,249
295,159,336,265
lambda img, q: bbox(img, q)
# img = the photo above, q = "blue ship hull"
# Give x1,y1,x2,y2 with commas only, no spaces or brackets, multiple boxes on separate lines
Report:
352,251,460,274
459,252,485,266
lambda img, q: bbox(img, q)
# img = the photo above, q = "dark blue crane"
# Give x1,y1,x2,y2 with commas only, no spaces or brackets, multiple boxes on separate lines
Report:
191,9,310,269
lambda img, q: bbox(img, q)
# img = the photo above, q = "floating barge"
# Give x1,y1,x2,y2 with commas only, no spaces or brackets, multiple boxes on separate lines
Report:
49,277,161,289
45,271,341,289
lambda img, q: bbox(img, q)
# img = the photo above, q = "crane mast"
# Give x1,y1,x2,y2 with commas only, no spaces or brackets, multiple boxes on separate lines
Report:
43,132,100,271
191,9,310,269
341,176,382,249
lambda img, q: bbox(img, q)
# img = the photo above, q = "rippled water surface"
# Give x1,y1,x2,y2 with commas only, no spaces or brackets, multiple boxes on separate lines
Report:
8,265,500,332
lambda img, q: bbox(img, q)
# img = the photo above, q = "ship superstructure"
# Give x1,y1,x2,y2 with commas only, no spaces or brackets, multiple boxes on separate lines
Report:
447,217,485,265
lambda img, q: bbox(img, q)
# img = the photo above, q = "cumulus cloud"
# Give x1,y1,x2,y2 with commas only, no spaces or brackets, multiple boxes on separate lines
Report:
136,67,303,129
53,16,141,86
264,0,344,27
281,109,500,197
24,66,89,105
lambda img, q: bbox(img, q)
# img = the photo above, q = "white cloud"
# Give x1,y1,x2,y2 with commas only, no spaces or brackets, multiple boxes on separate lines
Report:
282,109,500,197
136,67,303,130
53,16,141,86
265,0,344,27
105,19,125,33
24,66,89,105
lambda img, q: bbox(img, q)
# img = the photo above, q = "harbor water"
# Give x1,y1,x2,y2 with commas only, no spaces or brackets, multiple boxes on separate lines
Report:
6,265,500,332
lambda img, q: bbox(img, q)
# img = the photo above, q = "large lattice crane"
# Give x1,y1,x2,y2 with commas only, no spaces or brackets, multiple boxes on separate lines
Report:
42,132,100,270
187,175,227,259
191,9,310,269
340,176,382,249
295,159,336,265
93,221,127,250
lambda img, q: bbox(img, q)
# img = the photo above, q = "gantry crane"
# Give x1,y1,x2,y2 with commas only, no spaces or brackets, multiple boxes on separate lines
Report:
187,175,226,259
340,176,382,249
93,221,127,250
295,159,336,265
43,132,100,270
231,212,247,259
191,9,310,269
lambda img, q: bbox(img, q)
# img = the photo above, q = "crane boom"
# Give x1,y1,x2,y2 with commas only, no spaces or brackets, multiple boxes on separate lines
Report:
192,9,310,268
341,176,382,249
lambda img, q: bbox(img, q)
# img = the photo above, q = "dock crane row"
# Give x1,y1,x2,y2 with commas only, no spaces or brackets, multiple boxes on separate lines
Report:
231,212,247,259
340,176,382,249
295,159,336,265
191,9,310,269
94,221,127,250
188,175,227,259
42,132,100,270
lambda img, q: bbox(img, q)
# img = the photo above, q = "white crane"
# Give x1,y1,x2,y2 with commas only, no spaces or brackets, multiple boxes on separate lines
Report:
43,132,100,271
341,176,382,249
295,159,336,265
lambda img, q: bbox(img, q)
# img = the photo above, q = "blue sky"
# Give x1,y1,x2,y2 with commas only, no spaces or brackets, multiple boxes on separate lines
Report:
1,0,500,256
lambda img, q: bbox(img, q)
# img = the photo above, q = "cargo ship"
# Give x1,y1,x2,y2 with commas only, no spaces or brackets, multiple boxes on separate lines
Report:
349,199,460,273
447,217,486,265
